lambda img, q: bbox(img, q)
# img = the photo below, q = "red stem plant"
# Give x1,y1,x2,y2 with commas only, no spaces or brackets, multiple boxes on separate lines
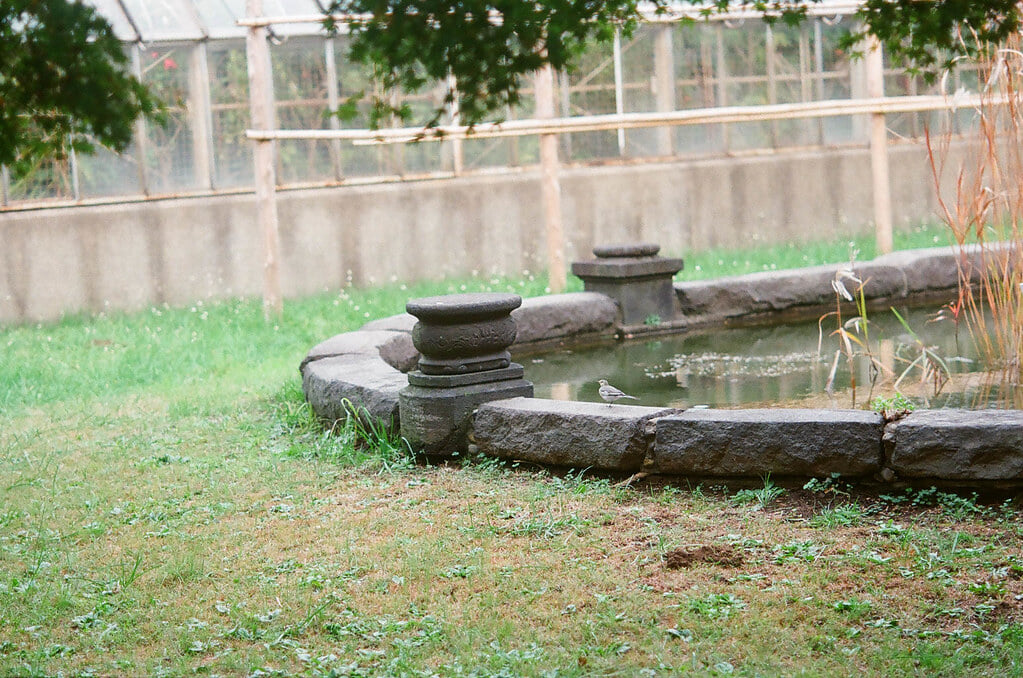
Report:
927,37,1023,407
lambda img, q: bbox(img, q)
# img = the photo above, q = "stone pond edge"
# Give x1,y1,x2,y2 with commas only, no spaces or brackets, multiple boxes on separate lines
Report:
301,246,1023,486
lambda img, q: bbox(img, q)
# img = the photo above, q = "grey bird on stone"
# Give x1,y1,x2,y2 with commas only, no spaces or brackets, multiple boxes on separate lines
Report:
598,379,638,405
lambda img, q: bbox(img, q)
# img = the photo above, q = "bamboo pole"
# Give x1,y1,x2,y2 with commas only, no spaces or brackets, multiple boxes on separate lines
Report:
189,43,215,190
245,0,283,318
324,38,344,181
534,63,566,294
246,93,1006,143
653,24,676,156
613,27,626,155
865,34,893,255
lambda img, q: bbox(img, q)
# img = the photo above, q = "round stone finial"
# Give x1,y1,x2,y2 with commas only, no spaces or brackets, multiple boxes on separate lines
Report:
406,293,522,375
405,292,522,323
593,242,661,259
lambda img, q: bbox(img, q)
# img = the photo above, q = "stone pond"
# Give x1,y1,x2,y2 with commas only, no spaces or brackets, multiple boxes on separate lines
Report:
301,243,1023,488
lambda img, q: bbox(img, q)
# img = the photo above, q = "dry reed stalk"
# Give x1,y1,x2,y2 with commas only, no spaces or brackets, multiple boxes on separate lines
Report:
927,38,1023,407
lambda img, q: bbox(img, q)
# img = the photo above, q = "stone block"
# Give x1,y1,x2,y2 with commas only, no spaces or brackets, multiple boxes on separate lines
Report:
873,247,961,293
571,243,684,325
470,397,680,471
674,265,835,318
301,354,407,431
674,260,911,320
885,410,1023,480
651,409,884,477
301,330,419,373
400,380,534,456
511,293,618,345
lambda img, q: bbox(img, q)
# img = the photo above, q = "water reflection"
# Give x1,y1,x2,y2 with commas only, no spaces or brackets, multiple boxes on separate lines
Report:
523,307,1007,409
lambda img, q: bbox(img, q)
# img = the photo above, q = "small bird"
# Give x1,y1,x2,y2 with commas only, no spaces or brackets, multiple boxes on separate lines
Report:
598,379,638,405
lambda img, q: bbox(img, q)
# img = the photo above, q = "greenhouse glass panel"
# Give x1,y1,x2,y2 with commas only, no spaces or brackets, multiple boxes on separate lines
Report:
460,90,536,172
119,0,204,41
271,39,335,183
78,145,142,199
194,0,247,39
673,23,726,155
83,0,138,40
817,21,854,144
208,45,253,188
139,46,200,192
722,21,774,151
562,39,619,162
7,158,74,203
620,24,663,158
770,24,818,147
263,0,327,37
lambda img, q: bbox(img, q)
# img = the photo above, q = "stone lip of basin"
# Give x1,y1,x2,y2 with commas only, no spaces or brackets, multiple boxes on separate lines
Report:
301,245,1023,487
406,292,522,323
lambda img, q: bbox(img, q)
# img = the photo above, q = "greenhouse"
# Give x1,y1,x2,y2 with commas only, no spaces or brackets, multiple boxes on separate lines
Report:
1,1,990,325
2,0,976,206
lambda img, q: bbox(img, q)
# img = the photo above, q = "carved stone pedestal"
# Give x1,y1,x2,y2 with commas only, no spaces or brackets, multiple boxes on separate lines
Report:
571,242,684,326
399,293,533,454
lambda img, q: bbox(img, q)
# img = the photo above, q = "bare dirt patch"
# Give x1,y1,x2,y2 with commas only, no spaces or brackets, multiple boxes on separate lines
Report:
664,544,744,569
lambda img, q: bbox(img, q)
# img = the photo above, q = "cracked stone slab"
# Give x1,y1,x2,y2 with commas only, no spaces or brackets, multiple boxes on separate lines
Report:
651,409,883,477
885,409,1023,480
470,397,681,471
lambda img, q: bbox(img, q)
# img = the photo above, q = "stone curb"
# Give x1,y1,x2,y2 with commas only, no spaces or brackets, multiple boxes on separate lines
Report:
511,292,618,346
466,404,1023,483
301,329,419,373
650,409,884,478
469,397,682,472
672,244,1019,322
301,354,408,432
884,410,1023,481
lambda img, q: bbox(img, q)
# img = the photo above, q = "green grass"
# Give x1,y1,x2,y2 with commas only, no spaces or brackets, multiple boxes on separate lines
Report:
4,227,1021,677
679,221,950,280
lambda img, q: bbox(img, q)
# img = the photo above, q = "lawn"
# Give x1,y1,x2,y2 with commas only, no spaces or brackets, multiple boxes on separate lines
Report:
3,225,1022,677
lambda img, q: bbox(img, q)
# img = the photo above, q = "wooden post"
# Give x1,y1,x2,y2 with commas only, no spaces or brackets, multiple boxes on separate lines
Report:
245,0,283,318
324,38,344,181
189,42,215,190
534,63,566,294
613,27,626,155
653,24,676,156
866,35,893,254
447,74,464,176
813,20,826,144
131,46,150,195
766,25,778,146
715,25,730,150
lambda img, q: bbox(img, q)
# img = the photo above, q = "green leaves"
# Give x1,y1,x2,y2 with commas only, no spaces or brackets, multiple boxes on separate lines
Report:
850,0,1022,77
322,0,1023,129
323,0,651,126
0,1,160,174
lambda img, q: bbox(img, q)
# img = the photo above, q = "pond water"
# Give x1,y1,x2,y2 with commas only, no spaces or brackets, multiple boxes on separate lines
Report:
523,306,1015,410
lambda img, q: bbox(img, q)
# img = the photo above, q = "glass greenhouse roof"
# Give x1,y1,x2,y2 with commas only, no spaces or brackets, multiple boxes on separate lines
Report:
85,0,861,43
85,0,329,42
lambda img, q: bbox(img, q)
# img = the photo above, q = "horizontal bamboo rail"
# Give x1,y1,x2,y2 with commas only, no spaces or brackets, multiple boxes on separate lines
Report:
246,93,1009,146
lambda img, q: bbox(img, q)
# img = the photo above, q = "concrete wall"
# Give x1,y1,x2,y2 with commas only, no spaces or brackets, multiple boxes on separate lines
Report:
0,141,964,324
